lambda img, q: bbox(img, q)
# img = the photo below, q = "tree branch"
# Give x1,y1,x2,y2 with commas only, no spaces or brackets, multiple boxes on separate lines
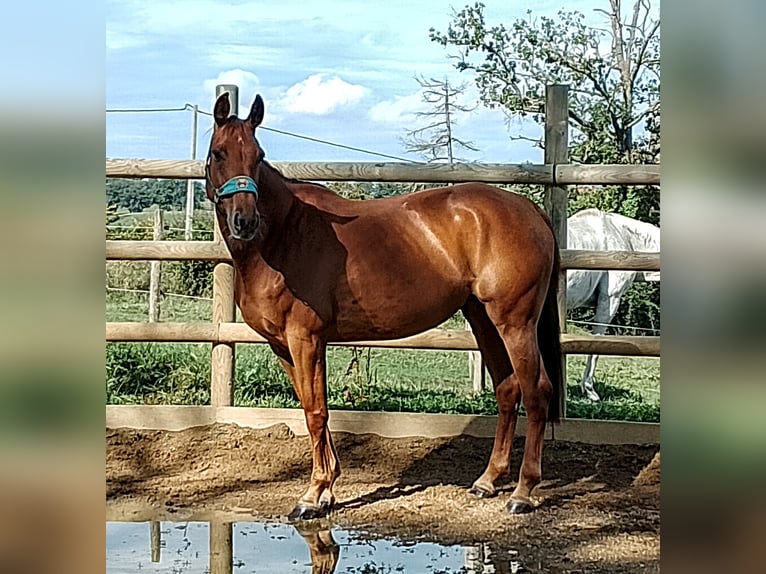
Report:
483,42,522,97
567,107,590,130
626,100,660,128
631,19,660,86
509,134,544,148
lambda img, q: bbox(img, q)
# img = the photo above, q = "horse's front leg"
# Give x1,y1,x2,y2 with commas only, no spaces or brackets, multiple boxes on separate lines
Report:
284,333,340,521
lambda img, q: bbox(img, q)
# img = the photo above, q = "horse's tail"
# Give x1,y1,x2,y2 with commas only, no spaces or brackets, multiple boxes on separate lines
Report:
539,234,564,423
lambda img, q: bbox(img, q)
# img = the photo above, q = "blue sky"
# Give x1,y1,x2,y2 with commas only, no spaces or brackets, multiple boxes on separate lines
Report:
106,0,649,164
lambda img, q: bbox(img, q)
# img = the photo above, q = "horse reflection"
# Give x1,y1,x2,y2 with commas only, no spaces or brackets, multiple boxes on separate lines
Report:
293,522,340,574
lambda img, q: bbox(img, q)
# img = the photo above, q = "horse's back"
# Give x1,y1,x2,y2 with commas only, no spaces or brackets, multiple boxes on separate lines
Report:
314,181,554,259
398,182,555,263
399,182,553,237
569,209,659,252
567,209,624,251
395,182,557,303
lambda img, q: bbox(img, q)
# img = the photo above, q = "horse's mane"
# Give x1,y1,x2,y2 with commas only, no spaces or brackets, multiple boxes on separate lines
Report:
262,160,336,196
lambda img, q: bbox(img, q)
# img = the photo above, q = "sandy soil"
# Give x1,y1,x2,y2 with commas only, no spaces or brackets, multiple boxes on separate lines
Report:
106,423,660,573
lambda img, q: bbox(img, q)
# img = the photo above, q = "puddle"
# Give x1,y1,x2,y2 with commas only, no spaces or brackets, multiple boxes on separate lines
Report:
106,520,525,573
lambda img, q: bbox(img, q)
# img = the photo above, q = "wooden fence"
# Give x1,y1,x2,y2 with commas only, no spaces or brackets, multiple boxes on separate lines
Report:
106,158,659,185
105,85,660,440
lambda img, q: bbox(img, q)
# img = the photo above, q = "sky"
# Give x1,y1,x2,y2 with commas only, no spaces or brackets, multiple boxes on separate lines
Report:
106,0,651,164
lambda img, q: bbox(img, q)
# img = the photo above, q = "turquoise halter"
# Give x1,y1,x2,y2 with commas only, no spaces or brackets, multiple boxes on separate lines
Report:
213,176,259,204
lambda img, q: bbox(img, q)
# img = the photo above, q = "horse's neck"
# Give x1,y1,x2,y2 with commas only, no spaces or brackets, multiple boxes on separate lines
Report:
259,162,299,226
246,164,329,263
226,166,348,278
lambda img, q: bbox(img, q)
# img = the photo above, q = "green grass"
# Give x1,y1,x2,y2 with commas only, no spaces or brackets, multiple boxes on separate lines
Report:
567,354,660,404
107,289,212,322
106,291,659,421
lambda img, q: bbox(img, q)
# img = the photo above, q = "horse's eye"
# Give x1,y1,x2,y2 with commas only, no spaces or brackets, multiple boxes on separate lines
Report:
212,149,225,161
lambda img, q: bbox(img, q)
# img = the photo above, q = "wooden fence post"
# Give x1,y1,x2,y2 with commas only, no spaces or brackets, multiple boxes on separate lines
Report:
211,215,236,407
466,320,485,394
150,520,161,562
209,521,232,574
148,207,163,322
543,84,569,417
184,104,199,241
210,85,238,408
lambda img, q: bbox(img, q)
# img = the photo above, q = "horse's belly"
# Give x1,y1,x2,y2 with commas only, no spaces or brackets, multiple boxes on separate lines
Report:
566,270,600,309
331,282,468,341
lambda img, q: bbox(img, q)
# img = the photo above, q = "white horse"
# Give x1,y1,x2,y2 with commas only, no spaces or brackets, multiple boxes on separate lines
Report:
566,209,660,401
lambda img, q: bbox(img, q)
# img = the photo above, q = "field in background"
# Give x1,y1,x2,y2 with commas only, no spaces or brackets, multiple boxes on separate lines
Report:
106,291,659,422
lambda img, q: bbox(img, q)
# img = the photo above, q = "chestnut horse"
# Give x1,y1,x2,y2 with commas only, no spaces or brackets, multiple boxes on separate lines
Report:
205,93,563,520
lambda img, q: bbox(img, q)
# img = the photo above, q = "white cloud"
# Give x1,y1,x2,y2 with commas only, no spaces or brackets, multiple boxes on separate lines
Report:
203,70,261,116
278,74,369,115
367,92,426,124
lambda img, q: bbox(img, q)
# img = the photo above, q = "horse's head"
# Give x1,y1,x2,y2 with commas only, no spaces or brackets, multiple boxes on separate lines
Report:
205,93,266,241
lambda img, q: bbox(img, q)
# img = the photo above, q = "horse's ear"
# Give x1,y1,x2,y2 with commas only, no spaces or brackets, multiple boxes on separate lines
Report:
248,95,265,129
214,93,231,128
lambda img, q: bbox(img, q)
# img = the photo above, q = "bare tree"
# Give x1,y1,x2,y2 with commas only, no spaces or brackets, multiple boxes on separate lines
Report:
402,76,479,164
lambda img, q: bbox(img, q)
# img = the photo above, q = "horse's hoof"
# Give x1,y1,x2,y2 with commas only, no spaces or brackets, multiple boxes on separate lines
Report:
507,500,535,515
287,500,333,522
468,485,495,499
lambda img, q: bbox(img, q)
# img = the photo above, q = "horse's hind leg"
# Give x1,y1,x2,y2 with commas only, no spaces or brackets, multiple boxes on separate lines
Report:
579,276,614,401
462,296,520,498
580,354,601,401
483,296,554,514
582,271,633,401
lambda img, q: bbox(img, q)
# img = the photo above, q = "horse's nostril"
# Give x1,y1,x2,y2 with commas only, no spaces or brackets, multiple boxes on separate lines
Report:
229,211,258,239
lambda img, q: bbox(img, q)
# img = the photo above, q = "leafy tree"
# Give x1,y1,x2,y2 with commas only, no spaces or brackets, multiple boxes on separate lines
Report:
106,178,207,212
430,0,659,162
326,181,410,200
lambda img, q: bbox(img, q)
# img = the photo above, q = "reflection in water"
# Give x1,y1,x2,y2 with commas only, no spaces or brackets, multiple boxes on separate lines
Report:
465,544,528,574
293,522,340,574
106,518,522,573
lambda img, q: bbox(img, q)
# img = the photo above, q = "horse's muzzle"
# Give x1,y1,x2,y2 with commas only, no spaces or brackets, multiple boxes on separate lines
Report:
229,211,260,241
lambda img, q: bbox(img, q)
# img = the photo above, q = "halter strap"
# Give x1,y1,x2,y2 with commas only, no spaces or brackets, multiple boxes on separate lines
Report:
214,176,259,203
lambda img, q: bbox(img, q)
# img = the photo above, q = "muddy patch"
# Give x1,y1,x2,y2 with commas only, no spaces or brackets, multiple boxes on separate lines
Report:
107,423,659,573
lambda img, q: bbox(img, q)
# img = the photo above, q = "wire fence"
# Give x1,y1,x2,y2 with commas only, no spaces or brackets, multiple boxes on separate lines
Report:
107,224,215,235
106,104,415,162
106,286,213,302
567,319,660,335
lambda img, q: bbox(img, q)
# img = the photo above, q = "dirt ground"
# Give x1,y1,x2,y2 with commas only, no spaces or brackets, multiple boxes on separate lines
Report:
106,423,660,573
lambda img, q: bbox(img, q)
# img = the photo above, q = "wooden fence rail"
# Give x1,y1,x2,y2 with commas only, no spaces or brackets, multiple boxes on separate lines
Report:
105,240,660,271
105,321,660,356
105,158,660,185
